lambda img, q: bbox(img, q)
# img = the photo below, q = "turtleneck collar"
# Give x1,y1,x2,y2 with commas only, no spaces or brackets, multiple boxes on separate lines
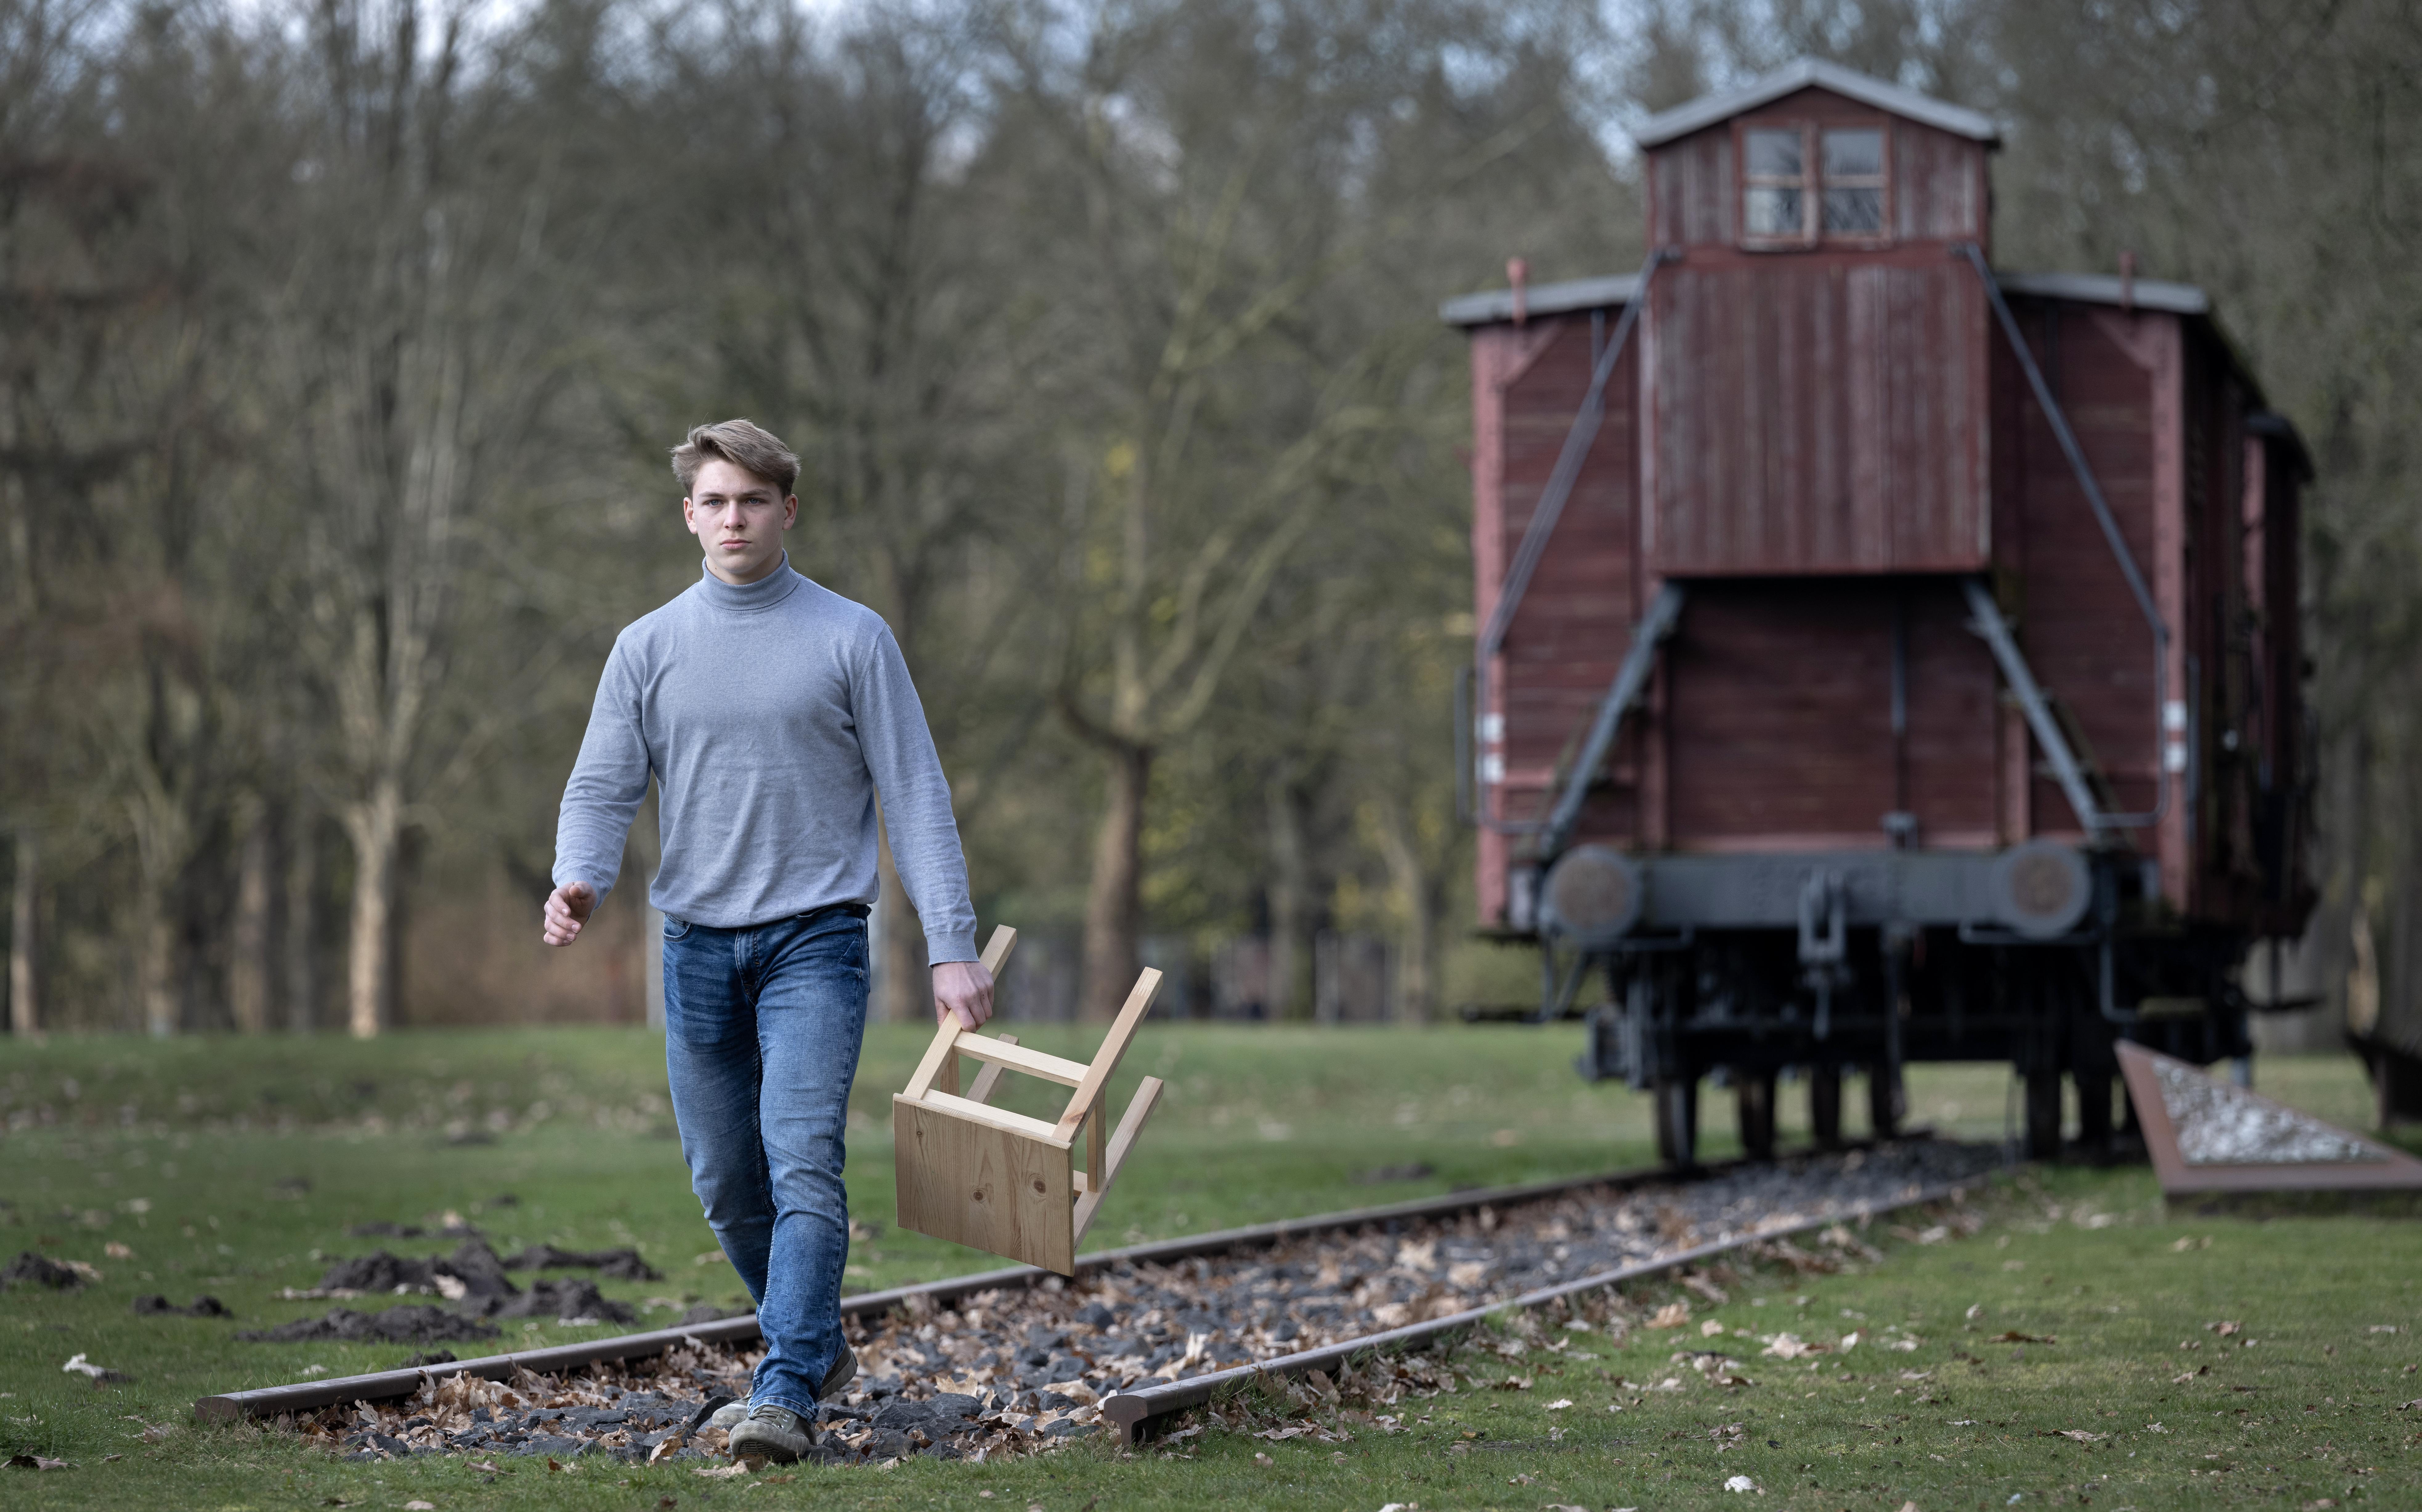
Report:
697,552,804,613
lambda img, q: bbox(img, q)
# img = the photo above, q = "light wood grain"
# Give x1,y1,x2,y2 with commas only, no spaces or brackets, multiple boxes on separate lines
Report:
913,1089,1068,1144
902,925,1018,1099
965,1033,1017,1105
1073,1075,1165,1243
892,1095,1074,1275
1053,966,1161,1139
952,1035,1089,1088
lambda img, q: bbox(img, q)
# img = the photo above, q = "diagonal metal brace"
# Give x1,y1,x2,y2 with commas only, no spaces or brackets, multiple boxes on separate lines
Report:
1540,582,1687,861
1961,577,2108,839
1955,242,2171,829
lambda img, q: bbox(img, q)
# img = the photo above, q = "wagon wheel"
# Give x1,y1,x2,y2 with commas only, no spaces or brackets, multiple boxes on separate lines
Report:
1867,1063,1905,1140
1734,1071,1777,1162
2023,1069,2063,1160
1653,1076,1698,1169
1808,1064,1844,1150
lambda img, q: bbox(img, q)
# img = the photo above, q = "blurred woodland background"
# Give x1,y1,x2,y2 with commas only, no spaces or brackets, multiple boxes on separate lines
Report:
1,0,2415,1045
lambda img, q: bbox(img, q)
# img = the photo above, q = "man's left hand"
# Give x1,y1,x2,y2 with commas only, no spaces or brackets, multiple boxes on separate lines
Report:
931,960,995,1031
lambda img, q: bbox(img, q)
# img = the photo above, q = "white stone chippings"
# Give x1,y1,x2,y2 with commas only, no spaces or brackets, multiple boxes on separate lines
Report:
2153,1060,2377,1165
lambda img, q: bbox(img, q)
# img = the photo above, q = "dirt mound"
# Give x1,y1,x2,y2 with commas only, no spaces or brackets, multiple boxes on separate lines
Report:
479,1278,637,1326
237,1306,503,1345
502,1244,663,1281
133,1294,230,1317
313,1238,518,1299
1,1251,85,1291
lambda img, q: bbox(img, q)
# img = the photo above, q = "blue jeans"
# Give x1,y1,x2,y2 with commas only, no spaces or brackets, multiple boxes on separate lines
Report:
661,904,869,1419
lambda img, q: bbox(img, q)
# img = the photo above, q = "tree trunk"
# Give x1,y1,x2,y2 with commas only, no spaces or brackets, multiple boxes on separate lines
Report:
877,832,931,1023
229,802,275,1033
139,879,180,1037
1265,773,1311,1020
286,799,321,1033
1374,802,1437,1025
1081,740,1151,1021
343,778,404,1039
8,828,36,1037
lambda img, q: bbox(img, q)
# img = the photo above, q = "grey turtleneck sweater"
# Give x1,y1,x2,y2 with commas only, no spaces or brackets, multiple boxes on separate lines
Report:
551,555,978,964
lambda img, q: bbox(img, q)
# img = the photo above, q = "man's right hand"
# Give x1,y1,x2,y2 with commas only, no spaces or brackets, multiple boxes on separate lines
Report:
542,882,597,946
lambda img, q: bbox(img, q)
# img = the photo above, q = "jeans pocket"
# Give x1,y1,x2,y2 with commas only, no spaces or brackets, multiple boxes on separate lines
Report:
662,915,692,940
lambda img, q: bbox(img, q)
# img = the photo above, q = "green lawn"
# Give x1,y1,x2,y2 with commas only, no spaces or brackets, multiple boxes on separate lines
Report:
1,1027,2413,1509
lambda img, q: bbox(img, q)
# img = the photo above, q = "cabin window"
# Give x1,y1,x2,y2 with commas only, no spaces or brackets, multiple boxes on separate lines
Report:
1742,128,1806,240
1739,122,1890,246
1821,128,1885,233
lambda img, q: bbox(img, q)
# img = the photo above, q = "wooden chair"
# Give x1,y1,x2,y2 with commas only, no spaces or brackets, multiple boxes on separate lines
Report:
891,926,1166,1275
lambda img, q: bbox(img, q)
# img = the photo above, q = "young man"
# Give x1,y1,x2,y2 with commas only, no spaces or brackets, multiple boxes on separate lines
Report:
542,419,992,1464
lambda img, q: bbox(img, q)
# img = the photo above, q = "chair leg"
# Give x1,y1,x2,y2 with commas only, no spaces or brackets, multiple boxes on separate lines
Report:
1073,1076,1165,1243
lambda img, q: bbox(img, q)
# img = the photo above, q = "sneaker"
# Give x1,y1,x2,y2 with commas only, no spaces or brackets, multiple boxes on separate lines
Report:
818,1344,858,1401
727,1403,813,1464
708,1348,856,1432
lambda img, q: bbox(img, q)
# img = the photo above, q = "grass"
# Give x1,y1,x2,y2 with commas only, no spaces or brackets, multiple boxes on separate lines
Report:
0,1025,2413,1509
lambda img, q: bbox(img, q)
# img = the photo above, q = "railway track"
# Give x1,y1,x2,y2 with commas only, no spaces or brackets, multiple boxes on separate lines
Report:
197,1138,2001,1465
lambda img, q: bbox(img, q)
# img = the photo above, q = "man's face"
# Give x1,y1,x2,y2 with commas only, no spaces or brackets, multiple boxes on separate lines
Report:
684,459,798,586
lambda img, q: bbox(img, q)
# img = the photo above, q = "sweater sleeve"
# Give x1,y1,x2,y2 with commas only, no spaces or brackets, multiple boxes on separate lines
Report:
853,623,979,964
553,641,653,907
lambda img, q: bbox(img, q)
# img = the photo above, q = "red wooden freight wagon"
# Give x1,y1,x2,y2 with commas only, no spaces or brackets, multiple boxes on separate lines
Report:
1444,59,2314,1165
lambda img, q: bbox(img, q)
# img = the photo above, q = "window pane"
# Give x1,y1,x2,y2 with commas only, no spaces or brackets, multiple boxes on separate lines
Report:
1745,128,1802,177
1823,186,1883,233
1823,128,1884,178
1745,186,1803,237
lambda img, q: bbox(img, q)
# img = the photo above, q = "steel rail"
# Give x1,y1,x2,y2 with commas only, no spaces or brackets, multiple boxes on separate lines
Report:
1098,1171,1986,1445
195,1149,1815,1423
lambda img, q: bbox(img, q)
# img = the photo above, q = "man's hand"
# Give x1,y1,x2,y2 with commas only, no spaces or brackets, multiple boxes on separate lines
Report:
542,882,596,946
931,960,994,1031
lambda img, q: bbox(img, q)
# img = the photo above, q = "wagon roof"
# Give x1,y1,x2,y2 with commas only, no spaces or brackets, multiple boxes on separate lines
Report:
1435,266,2310,469
1438,268,2206,328
1633,57,2001,149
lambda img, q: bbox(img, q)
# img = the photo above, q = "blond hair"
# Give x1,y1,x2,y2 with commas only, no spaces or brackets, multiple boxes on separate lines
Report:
671,419,800,498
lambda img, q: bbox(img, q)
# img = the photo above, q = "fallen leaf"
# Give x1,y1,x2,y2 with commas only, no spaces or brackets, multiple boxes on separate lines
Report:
1648,1302,1692,1329
1701,1318,1727,1338
6,1455,70,1471
404,1502,436,1510
1493,1376,1534,1391
1899,1503,1918,1512
1989,1331,2052,1344
2170,1235,2210,1251
1965,1303,1983,1321
1253,1451,1274,1467
1724,1474,1760,1492
2050,1429,2104,1442
2206,1320,2241,1337
466,1459,508,1474
2173,1366,2209,1383
1508,1471,1536,1485
692,1463,752,1479
104,1243,133,1260
1544,1399,1574,1410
